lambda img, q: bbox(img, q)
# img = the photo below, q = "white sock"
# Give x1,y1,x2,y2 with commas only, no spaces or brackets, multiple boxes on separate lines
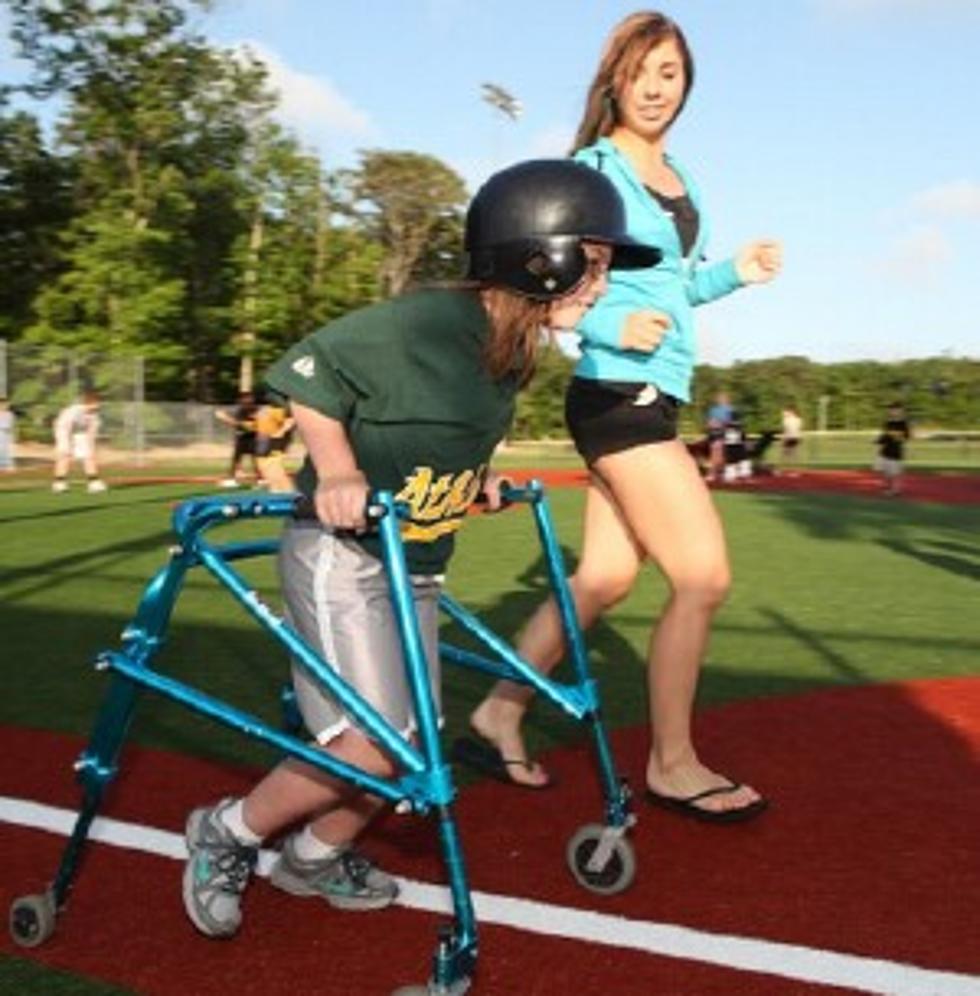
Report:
292,824,343,862
218,799,263,846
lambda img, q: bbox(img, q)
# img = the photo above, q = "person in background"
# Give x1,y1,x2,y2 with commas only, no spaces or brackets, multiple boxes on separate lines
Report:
215,390,259,488
253,397,296,492
52,391,107,493
705,391,733,483
721,408,752,482
875,401,911,497
464,11,782,822
180,158,660,940
780,404,804,475
0,397,15,473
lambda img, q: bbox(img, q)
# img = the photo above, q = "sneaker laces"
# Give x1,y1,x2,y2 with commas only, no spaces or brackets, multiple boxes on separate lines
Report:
338,850,375,888
212,843,257,894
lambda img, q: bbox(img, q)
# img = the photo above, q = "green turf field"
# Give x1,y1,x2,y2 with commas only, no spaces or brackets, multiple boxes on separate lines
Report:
1,481,977,764
1,480,978,992
3,428,978,488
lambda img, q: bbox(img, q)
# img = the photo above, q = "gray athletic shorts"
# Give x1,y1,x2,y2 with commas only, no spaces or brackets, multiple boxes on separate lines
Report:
277,520,442,745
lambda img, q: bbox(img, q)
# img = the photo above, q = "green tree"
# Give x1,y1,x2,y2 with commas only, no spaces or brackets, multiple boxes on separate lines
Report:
6,2,387,398
227,117,382,392
343,150,467,296
0,101,73,339
8,0,219,390
511,343,575,439
693,356,980,433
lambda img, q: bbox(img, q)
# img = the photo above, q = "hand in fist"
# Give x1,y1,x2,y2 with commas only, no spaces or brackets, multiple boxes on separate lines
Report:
735,239,783,285
621,310,671,352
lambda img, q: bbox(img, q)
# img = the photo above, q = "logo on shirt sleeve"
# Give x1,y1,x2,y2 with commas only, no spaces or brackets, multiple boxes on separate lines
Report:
291,356,315,378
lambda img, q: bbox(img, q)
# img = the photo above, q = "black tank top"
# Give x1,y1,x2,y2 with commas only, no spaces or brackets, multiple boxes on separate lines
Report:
646,187,699,257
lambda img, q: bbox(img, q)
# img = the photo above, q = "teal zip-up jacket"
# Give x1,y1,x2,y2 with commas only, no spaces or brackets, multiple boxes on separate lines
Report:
573,137,743,402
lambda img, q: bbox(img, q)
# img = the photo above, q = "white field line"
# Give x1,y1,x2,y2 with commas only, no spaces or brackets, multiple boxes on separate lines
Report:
3,796,979,996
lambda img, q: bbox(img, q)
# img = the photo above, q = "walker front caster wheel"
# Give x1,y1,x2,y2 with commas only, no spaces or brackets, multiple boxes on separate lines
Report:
566,823,636,895
9,890,57,948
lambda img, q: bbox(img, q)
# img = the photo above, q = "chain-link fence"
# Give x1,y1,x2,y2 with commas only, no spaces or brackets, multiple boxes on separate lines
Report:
0,342,240,462
3,341,978,470
1,341,144,445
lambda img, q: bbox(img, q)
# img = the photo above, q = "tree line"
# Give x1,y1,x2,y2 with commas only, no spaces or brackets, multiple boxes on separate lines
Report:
514,351,979,437
2,0,976,433
1,0,467,400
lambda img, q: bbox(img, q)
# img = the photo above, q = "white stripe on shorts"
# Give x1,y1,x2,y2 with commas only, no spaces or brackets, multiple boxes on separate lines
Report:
311,531,348,744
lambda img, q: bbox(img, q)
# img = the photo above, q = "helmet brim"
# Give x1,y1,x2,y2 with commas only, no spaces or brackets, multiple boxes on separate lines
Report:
608,237,662,271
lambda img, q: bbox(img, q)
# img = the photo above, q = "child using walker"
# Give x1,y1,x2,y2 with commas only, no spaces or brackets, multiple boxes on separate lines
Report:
180,158,661,938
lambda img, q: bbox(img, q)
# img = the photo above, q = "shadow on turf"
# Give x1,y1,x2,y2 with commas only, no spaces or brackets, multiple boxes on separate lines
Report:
0,492,177,525
751,489,979,545
876,537,980,583
0,528,176,602
438,543,645,745
0,601,289,771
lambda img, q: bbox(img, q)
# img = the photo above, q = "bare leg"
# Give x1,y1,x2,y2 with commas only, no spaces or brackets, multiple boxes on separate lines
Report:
241,728,394,847
470,477,641,786
708,438,724,482
595,441,761,813
257,455,294,493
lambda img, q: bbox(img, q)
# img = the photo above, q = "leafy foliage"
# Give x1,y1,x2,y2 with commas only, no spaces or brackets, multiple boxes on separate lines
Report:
0,1,412,399
0,102,74,338
692,356,980,432
342,150,467,296
0,1,975,431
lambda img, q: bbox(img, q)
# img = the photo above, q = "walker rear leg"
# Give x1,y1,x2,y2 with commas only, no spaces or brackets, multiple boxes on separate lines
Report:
9,670,142,946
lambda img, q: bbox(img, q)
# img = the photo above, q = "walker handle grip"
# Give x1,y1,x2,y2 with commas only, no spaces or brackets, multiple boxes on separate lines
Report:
475,477,518,510
292,495,386,527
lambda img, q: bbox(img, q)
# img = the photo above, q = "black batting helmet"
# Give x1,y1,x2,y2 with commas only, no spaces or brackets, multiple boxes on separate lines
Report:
464,159,661,300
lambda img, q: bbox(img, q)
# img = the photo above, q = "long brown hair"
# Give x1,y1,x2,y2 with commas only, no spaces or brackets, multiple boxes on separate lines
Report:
480,286,552,387
571,11,695,153
420,281,551,386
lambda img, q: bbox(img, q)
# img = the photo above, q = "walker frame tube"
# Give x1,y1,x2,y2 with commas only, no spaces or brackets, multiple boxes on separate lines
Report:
438,481,631,828
32,491,476,990
22,483,629,989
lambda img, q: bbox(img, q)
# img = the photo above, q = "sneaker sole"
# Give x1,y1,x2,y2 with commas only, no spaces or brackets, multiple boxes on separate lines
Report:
181,809,240,939
268,865,398,911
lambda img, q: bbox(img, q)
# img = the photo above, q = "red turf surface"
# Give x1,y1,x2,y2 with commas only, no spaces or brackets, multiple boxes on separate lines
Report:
504,467,980,506
2,678,978,995
51,466,980,507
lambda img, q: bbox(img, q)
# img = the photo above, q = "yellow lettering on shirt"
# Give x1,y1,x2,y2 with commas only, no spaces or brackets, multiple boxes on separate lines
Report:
395,464,486,541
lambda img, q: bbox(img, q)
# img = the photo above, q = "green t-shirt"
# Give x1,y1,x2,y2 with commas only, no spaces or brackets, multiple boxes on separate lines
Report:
265,289,518,574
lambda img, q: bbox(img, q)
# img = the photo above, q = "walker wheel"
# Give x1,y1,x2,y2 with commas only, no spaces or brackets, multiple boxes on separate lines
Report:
9,891,57,948
566,823,636,895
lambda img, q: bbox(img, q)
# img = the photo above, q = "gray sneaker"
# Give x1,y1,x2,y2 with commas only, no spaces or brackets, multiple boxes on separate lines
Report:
182,799,258,938
269,835,399,911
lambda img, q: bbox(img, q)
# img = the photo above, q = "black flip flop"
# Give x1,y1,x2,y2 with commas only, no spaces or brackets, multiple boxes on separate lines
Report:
644,783,769,824
450,736,554,790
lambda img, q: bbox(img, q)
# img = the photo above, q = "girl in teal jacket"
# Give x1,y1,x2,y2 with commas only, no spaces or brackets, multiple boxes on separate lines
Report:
571,136,743,402
465,11,782,821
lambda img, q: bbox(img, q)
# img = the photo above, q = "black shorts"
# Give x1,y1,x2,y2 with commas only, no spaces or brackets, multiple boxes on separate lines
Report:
565,377,680,465
233,434,256,458
254,435,288,458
